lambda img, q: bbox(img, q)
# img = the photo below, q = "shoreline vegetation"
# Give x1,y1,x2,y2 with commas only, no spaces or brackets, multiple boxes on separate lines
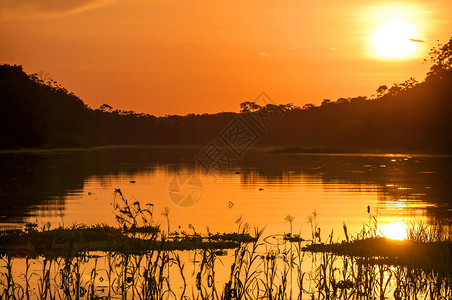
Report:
2,192,451,263
1,189,451,270
0,224,252,258
1,37,452,153
0,202,451,299
1,220,451,270
0,180,451,298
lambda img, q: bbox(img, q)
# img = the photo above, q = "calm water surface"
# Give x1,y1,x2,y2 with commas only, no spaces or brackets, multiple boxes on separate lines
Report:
0,147,451,240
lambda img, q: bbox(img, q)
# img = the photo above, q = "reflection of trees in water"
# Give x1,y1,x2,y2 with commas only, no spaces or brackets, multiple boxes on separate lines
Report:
238,153,452,222
0,149,450,225
0,148,198,224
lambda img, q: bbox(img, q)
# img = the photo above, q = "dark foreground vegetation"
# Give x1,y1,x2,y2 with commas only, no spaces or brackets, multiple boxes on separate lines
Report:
1,38,452,153
0,225,250,258
0,194,451,299
306,234,452,273
0,188,254,258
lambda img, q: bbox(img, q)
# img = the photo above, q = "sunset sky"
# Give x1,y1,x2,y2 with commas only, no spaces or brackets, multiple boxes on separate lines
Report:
1,0,451,116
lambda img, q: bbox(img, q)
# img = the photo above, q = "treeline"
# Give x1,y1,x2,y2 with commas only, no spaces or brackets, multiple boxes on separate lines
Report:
1,38,451,153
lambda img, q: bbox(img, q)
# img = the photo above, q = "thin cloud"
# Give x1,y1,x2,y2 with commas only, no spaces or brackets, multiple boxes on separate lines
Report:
259,52,270,57
329,47,338,51
0,0,116,21
409,38,425,43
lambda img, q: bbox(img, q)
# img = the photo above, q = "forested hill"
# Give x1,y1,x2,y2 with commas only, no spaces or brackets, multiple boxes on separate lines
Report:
1,38,451,153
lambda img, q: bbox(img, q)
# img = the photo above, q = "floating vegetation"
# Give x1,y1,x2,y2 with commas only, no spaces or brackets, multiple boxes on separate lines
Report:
305,237,452,272
0,224,248,258
0,196,451,299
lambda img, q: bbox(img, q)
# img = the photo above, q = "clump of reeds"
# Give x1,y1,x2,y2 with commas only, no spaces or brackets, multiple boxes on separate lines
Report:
2,194,452,300
407,219,451,242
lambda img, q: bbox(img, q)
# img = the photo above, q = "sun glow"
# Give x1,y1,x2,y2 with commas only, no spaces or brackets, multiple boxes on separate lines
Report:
363,3,426,60
372,20,418,59
381,223,408,240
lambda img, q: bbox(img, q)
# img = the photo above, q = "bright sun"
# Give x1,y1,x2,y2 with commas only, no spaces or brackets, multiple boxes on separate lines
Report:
381,223,408,240
372,20,418,59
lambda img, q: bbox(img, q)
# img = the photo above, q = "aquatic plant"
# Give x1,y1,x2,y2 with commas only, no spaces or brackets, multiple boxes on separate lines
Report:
1,199,451,299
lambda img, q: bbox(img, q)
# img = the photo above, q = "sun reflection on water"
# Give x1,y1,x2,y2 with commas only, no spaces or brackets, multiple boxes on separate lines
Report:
381,222,408,240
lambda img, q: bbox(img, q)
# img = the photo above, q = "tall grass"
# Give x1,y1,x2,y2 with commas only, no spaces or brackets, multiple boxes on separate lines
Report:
1,199,451,299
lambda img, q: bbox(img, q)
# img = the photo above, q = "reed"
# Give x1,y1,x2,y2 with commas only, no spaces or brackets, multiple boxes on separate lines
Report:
1,197,451,299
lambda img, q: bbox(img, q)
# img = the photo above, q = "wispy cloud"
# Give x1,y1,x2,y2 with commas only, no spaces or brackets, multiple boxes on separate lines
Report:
409,38,425,43
259,52,270,57
329,47,338,51
0,0,116,21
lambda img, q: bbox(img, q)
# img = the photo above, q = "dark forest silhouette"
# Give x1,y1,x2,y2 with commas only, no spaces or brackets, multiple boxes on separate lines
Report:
1,37,451,153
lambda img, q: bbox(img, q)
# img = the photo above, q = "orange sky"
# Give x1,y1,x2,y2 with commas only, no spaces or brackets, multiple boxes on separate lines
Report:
1,0,451,116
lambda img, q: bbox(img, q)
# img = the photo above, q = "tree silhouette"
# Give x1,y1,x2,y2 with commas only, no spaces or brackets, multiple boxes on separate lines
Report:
376,85,388,98
1,35,452,153
336,98,349,104
400,77,418,90
321,99,332,106
240,101,262,113
426,37,452,79
302,103,315,110
99,104,113,113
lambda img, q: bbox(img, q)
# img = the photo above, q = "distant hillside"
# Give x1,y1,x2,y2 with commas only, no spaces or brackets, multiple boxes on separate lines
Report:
1,38,451,152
